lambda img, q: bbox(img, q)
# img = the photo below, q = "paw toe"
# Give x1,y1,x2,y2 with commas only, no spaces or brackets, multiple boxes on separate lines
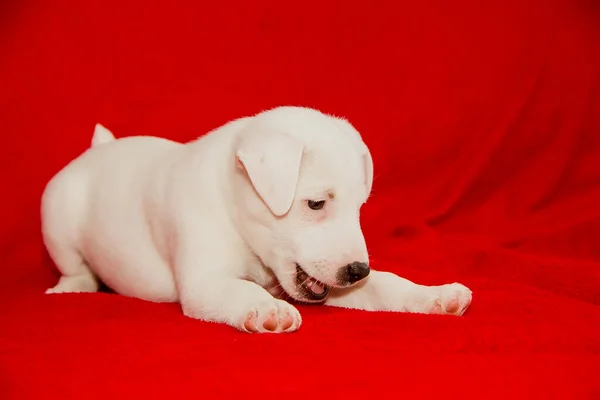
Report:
444,297,460,314
244,311,259,332
430,300,443,314
262,311,278,331
281,312,294,331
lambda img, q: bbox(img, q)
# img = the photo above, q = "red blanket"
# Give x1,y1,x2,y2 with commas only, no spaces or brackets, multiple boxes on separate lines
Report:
2,0,599,398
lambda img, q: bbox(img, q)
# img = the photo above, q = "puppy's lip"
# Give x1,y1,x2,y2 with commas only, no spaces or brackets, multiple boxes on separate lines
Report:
295,263,329,301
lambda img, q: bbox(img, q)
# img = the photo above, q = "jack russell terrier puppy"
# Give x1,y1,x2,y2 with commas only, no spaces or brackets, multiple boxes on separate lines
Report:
41,106,472,333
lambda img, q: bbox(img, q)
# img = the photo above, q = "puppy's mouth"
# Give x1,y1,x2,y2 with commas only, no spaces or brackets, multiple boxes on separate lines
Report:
295,263,329,301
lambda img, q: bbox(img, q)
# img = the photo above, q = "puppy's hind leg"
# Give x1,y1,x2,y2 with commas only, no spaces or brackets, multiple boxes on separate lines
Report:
42,166,99,295
44,236,99,295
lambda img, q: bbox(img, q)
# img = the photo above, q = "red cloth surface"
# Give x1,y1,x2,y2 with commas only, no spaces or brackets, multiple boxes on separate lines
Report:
1,0,600,398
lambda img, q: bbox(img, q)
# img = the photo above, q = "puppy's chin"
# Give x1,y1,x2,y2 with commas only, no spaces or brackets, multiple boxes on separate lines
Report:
284,286,329,304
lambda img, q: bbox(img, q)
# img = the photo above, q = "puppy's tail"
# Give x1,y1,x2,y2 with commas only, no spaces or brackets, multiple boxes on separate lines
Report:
91,123,116,147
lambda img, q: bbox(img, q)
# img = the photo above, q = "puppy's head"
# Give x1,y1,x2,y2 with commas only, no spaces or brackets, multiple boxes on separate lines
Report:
232,106,373,303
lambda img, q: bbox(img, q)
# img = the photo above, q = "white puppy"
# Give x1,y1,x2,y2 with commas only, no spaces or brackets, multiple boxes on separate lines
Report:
42,106,472,333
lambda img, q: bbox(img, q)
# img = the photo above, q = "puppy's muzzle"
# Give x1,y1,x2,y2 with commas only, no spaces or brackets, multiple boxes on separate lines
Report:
337,261,370,285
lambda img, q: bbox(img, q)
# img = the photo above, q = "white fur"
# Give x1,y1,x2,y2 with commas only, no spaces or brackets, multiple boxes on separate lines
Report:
41,106,472,333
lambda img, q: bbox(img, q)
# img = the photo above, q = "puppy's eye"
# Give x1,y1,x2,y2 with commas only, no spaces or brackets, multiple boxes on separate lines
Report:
307,200,326,210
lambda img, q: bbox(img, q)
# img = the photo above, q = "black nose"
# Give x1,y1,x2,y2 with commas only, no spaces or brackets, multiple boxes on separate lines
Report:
346,262,370,284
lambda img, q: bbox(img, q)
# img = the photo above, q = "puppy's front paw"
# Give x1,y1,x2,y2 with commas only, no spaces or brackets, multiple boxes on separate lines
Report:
240,299,302,333
430,283,472,316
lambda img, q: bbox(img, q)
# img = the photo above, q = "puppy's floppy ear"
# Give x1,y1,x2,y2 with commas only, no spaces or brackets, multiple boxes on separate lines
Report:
235,131,304,216
329,116,373,202
362,145,374,202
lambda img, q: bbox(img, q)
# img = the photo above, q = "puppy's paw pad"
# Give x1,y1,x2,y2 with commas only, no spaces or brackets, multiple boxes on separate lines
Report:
444,297,461,314
262,311,278,331
243,311,259,332
429,300,443,314
240,299,301,334
281,311,294,331
435,283,472,316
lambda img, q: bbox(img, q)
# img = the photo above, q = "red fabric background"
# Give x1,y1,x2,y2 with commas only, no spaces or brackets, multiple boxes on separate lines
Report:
1,0,599,398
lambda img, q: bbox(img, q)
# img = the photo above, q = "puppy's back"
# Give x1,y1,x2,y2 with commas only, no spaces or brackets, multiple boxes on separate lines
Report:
41,130,181,253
